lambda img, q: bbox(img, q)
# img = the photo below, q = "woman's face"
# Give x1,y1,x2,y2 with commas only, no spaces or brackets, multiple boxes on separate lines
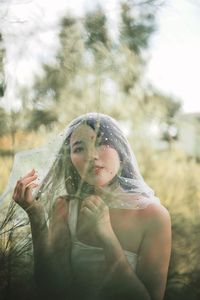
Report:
70,124,120,187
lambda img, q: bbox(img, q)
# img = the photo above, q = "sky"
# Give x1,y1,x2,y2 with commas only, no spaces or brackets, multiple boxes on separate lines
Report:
1,0,199,113
146,0,200,113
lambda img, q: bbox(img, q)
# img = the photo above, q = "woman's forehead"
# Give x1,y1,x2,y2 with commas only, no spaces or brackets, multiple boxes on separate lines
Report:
70,124,98,145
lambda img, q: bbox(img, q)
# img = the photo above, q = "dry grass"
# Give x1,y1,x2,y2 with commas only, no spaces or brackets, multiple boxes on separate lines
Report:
0,131,52,194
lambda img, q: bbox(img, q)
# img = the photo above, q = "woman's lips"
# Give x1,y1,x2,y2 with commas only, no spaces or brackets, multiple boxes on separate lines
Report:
92,166,104,175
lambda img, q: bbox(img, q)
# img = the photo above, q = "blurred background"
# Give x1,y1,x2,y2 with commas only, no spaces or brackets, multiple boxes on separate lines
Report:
0,0,200,299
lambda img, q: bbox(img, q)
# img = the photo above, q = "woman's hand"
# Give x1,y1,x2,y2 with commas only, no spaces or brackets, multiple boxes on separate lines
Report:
12,169,39,212
79,195,114,241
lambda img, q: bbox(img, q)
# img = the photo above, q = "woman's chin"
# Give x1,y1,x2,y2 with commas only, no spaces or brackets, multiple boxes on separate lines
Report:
84,177,116,189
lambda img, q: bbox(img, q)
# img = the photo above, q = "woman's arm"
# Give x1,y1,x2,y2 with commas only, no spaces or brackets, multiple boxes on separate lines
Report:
26,202,50,291
136,204,171,300
12,171,71,299
48,196,72,293
12,170,50,278
28,197,71,299
101,204,171,300
80,196,171,300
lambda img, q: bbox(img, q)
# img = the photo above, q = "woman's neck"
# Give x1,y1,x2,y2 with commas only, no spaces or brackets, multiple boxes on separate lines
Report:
75,175,120,200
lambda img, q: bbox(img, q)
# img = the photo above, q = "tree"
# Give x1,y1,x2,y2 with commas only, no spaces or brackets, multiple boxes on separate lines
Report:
33,15,83,104
26,108,57,132
19,14,86,130
139,87,182,145
23,2,169,132
0,107,9,137
30,10,113,127
84,6,110,52
107,1,160,99
119,0,159,55
0,33,5,97
0,33,8,138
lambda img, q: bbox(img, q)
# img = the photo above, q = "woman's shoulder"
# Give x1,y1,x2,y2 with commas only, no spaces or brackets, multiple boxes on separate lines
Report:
142,202,170,219
139,202,171,232
119,194,170,229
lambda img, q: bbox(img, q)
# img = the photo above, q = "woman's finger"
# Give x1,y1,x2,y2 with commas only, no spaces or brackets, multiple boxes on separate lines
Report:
20,169,36,181
20,174,38,186
84,195,103,206
81,199,98,212
16,175,38,198
24,183,38,201
13,170,37,199
80,206,93,217
26,182,39,189
13,176,37,203
14,173,37,194
91,197,106,212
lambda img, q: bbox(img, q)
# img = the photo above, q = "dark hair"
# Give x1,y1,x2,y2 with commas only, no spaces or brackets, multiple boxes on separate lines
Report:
62,113,136,196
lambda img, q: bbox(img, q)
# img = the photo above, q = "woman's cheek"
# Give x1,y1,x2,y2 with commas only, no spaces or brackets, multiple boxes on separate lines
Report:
71,155,81,171
73,156,88,175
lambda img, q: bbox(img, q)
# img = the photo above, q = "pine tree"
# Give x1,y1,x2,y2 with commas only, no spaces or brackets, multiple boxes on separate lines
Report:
0,33,5,97
120,1,158,55
84,6,110,52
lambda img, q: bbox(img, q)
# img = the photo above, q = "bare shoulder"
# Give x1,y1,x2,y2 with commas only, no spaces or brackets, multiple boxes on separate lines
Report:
140,202,171,231
143,202,170,219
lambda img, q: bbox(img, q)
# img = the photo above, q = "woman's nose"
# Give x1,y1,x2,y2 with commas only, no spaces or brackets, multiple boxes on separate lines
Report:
88,147,99,160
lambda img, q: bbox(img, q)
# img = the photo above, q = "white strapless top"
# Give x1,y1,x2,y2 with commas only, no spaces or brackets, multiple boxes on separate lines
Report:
68,199,138,299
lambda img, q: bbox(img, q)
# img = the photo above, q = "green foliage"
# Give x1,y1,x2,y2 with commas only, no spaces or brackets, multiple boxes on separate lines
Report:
135,88,182,143
0,32,5,97
84,6,110,51
134,145,200,300
120,1,158,54
26,109,57,132
24,2,173,134
0,107,9,137
0,84,5,98
108,45,143,95
33,15,84,105
0,203,35,300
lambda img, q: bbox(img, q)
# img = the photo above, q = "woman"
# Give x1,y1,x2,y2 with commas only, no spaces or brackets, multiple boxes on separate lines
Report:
12,112,171,300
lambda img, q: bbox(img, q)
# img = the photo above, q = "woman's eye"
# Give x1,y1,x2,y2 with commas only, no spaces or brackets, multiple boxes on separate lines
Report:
73,147,84,153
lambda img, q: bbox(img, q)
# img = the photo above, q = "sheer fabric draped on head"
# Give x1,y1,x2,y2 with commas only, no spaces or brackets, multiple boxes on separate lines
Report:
0,112,160,222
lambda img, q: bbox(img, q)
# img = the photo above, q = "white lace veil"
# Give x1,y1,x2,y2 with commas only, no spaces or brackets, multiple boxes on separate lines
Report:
0,113,160,223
